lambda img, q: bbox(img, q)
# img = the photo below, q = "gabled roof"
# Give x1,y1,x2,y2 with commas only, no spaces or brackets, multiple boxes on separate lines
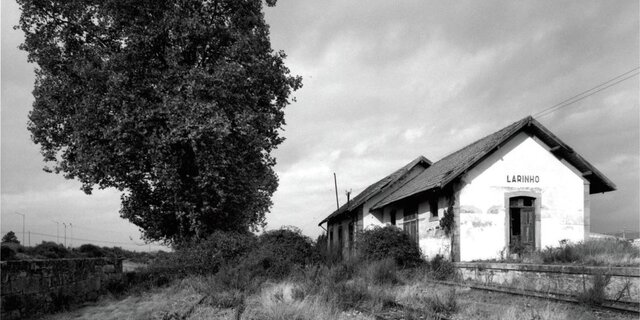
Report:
372,116,616,210
319,156,431,225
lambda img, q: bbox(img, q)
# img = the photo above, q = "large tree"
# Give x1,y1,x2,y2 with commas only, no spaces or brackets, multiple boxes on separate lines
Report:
17,0,302,244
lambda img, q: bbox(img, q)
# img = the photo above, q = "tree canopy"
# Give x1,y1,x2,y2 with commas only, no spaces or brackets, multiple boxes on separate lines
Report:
2,231,20,244
17,0,302,244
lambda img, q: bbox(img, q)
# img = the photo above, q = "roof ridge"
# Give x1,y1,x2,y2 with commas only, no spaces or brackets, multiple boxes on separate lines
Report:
433,116,531,166
370,116,533,209
371,115,615,210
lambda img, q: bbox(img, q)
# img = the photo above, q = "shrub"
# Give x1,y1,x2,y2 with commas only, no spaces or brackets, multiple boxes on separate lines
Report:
2,231,20,244
313,233,341,264
1,244,18,261
357,226,423,267
78,244,105,257
28,241,74,259
238,226,316,280
151,230,256,276
429,254,456,280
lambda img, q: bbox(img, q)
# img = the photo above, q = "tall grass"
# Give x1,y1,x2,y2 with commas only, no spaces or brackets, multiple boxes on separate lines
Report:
539,239,640,266
482,239,640,267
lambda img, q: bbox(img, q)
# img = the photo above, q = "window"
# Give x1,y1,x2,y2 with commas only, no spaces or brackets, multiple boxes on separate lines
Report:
329,227,334,247
390,210,396,226
429,197,438,218
403,202,419,243
338,226,343,248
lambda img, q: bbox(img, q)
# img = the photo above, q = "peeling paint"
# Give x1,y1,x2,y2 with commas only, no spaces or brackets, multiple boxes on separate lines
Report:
487,205,502,214
460,205,483,214
471,220,493,228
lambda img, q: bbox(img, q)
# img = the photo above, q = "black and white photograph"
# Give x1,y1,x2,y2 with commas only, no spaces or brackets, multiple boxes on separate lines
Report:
1,0,639,319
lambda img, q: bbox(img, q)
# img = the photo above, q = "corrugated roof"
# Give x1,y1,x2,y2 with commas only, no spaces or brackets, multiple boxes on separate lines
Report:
318,156,431,225
372,116,616,210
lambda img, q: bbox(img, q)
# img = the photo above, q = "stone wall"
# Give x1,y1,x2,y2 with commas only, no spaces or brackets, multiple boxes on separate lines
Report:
1,258,124,319
455,262,640,304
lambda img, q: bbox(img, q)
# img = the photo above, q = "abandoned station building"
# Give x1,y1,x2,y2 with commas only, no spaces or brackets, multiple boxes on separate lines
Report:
319,116,616,262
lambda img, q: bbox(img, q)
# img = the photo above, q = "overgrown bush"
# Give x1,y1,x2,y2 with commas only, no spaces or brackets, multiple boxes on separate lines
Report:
235,226,317,281
429,254,456,280
150,230,256,276
313,233,341,264
1,244,18,261
78,244,105,257
357,226,423,267
27,241,76,259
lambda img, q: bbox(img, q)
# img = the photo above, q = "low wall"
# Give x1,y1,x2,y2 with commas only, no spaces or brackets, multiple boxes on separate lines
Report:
1,258,124,320
454,262,640,305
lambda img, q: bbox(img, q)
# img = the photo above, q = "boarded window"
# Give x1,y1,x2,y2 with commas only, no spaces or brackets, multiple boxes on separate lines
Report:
403,202,419,243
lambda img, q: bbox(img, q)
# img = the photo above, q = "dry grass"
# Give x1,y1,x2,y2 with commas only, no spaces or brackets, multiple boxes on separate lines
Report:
42,280,203,320
242,281,373,320
41,261,638,320
495,239,640,267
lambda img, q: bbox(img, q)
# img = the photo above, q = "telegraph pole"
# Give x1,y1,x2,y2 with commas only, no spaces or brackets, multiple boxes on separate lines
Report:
62,223,67,247
333,173,340,210
52,221,60,244
13,212,25,245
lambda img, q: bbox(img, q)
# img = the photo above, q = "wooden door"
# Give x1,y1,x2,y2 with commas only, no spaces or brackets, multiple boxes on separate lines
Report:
520,207,535,249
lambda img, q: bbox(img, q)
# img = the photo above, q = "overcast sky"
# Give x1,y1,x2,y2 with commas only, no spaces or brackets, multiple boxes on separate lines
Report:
2,1,638,250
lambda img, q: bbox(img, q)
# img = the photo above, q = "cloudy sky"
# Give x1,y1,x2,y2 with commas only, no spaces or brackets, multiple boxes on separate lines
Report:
2,1,638,250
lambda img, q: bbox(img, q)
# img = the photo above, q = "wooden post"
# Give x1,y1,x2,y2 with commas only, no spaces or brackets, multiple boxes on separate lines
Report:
334,173,340,210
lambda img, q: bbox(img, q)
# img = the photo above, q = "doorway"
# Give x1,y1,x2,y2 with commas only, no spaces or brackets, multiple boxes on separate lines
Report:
509,196,535,251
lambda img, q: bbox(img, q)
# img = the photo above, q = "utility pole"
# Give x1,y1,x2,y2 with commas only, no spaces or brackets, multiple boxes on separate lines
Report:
13,212,25,245
62,223,67,247
333,173,340,210
69,223,73,248
52,221,60,244
28,231,31,247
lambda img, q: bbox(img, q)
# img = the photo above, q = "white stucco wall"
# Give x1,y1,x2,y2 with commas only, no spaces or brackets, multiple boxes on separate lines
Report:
416,196,451,260
458,132,587,261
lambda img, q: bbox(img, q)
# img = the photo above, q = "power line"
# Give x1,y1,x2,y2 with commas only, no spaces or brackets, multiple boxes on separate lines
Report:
4,230,152,247
533,67,639,119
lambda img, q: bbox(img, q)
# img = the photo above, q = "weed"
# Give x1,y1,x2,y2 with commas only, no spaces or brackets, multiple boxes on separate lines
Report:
364,258,400,285
429,254,456,280
428,288,458,315
576,273,611,306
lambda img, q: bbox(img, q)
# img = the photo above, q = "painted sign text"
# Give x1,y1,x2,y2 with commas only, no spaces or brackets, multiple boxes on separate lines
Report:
507,175,540,183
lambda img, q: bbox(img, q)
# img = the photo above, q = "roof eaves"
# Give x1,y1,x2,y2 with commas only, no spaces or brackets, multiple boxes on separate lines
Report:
318,156,431,225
